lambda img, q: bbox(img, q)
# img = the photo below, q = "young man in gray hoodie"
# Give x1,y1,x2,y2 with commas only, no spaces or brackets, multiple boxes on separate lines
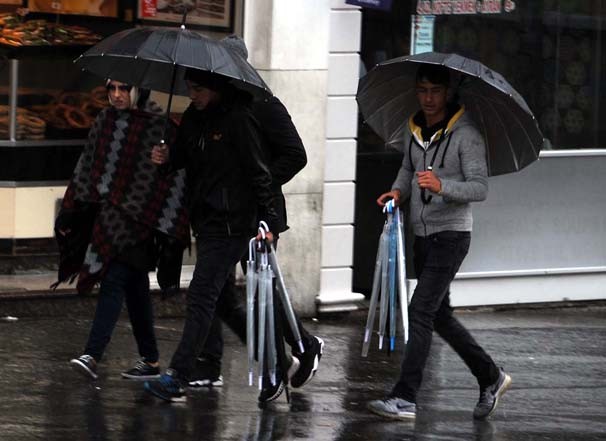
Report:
368,64,511,421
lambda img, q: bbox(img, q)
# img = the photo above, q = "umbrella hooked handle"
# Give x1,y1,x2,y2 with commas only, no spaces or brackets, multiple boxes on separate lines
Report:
383,199,395,214
248,238,257,262
259,221,269,234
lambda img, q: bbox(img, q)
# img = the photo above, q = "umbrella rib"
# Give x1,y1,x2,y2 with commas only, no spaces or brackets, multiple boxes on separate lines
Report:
464,93,492,176
466,90,520,171
362,85,416,121
467,89,541,161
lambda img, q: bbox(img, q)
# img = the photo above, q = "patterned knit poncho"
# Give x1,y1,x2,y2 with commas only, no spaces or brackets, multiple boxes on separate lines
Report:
56,105,189,293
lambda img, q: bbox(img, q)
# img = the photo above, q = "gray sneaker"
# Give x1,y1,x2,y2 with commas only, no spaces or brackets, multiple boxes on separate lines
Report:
473,368,512,420
367,397,416,420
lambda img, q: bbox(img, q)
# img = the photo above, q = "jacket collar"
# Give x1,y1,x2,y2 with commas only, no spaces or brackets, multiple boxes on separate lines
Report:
408,105,465,147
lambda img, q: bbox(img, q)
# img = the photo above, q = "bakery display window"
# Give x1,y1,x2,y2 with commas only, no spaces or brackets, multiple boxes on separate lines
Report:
0,13,106,143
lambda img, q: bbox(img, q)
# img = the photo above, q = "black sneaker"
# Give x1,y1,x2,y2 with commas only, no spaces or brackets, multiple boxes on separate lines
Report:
258,356,300,403
121,359,161,380
144,369,186,403
70,354,98,380
473,368,512,420
290,336,324,388
367,397,416,420
188,357,224,388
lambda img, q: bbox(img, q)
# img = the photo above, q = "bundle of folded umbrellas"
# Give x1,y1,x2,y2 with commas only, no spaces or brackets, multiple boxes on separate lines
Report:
362,200,410,357
246,222,304,389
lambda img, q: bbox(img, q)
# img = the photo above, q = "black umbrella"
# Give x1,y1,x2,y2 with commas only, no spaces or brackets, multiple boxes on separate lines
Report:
356,52,544,176
74,16,272,139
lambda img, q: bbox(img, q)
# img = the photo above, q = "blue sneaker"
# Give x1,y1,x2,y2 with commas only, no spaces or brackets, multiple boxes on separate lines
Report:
144,369,186,403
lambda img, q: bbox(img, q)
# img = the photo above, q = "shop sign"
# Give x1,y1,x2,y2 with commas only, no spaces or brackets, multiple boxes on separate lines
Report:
411,15,435,54
345,0,393,12
140,0,157,17
416,0,516,15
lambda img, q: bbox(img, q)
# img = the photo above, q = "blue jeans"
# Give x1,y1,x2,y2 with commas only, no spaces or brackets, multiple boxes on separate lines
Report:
391,231,499,402
84,261,158,363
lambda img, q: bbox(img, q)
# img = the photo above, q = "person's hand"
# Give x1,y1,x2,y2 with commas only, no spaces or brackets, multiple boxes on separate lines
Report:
151,143,169,165
256,230,274,244
377,190,401,207
416,171,442,194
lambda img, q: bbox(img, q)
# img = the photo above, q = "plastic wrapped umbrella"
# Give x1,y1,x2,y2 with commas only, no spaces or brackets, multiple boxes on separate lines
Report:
267,244,305,354
246,238,257,386
362,200,410,357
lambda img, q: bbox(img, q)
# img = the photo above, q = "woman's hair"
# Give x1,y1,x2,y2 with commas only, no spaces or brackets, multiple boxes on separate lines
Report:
106,79,149,109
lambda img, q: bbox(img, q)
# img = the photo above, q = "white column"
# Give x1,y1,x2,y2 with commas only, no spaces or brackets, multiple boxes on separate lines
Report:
244,1,331,316
316,1,365,313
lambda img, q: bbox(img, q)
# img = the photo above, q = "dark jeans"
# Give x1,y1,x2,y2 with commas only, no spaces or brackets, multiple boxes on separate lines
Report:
199,237,313,374
169,235,249,379
84,261,158,363
391,231,499,402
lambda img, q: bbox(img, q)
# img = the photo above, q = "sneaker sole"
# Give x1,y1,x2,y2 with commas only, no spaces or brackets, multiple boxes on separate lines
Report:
292,338,324,388
367,402,416,420
143,382,187,403
258,381,285,403
484,374,512,419
121,373,161,380
70,359,98,380
188,378,224,388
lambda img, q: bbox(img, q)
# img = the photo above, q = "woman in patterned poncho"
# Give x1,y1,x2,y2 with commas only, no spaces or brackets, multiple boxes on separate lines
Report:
55,79,189,381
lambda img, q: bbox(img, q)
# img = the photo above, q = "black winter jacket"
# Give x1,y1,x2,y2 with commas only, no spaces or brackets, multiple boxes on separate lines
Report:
252,96,307,233
173,95,279,237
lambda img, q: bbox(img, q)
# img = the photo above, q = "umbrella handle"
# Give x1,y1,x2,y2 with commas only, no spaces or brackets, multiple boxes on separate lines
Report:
259,220,269,233
383,199,395,214
249,238,257,262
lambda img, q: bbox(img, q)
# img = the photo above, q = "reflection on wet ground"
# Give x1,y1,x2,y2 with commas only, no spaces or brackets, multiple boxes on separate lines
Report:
1,307,605,440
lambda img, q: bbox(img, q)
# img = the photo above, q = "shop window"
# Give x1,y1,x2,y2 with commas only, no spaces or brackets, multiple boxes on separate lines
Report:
358,1,606,151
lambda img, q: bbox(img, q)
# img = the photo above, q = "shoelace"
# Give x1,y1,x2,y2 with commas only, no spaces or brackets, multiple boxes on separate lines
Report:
134,359,149,371
81,355,95,364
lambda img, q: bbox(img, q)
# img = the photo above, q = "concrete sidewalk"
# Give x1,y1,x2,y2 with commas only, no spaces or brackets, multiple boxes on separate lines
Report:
0,304,605,440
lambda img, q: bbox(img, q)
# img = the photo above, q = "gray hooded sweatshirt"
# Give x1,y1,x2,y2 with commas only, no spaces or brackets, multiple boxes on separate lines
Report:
392,107,488,237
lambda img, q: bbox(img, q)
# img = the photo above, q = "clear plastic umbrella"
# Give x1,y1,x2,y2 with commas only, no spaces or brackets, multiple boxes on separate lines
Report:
395,208,409,344
246,238,257,386
265,265,277,386
256,227,268,390
388,206,398,352
266,244,305,354
378,210,391,351
361,222,388,357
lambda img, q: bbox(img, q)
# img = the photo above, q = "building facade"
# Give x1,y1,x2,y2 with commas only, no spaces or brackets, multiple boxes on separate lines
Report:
1,0,604,313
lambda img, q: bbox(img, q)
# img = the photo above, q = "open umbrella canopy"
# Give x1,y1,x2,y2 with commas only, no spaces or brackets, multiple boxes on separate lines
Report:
74,26,272,99
357,52,544,176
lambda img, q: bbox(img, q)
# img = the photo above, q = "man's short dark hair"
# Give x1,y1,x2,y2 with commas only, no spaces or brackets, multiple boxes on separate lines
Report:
416,64,450,87
184,68,230,91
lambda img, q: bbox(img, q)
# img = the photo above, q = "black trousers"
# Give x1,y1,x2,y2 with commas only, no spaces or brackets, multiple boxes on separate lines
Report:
84,261,158,363
391,231,499,402
169,235,249,379
199,238,313,374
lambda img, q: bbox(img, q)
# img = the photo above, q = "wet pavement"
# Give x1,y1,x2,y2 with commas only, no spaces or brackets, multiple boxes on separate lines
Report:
1,305,605,440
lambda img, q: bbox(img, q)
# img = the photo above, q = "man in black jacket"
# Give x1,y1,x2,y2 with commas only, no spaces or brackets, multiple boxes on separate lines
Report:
188,36,325,403
144,68,280,402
